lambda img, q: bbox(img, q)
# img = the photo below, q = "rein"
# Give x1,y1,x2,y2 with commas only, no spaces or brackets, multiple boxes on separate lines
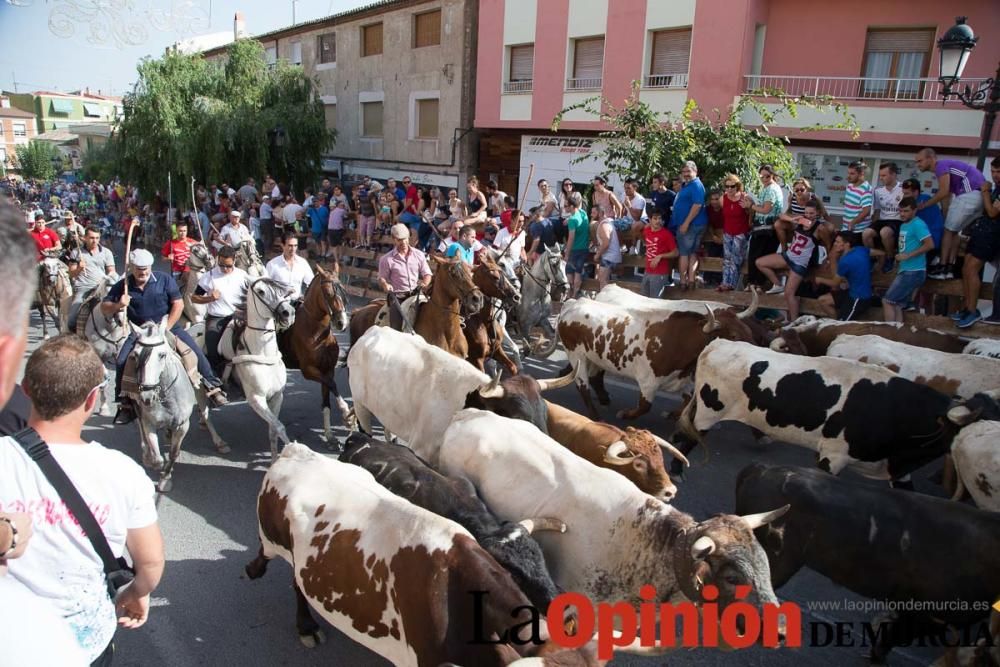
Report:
134,338,180,394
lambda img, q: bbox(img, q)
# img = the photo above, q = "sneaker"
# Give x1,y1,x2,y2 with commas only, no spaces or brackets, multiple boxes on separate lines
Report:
205,386,229,407
113,401,137,425
929,255,942,267
981,314,1000,325
956,309,982,329
882,257,895,274
766,284,784,295
950,309,970,321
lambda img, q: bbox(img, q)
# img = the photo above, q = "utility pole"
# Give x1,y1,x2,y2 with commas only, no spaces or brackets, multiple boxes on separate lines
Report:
11,71,17,93
292,0,298,25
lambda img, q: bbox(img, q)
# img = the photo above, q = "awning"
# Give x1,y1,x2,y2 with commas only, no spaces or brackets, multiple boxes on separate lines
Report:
82,103,102,117
50,98,74,114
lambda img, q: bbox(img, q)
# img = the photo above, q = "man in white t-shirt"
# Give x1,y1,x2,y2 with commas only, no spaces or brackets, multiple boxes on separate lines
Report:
193,246,251,372
282,198,304,226
867,161,905,273
214,210,254,251
1,335,164,664
265,233,315,300
616,177,649,242
494,210,527,262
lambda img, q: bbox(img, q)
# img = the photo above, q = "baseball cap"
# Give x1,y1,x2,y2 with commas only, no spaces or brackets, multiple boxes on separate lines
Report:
390,223,409,239
262,195,270,200
130,249,154,268
229,210,242,218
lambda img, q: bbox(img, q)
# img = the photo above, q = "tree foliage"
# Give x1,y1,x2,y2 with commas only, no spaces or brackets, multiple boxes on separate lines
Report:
551,82,859,192
14,140,60,181
114,39,335,205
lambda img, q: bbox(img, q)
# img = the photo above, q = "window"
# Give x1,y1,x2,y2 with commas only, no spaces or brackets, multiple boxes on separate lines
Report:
50,98,74,114
290,42,302,65
505,44,534,93
318,33,336,64
362,101,383,137
568,37,604,90
265,45,277,66
0,148,6,165
12,123,26,138
362,23,383,57
416,98,439,138
414,10,441,48
83,102,102,117
647,28,691,88
324,103,337,131
860,28,934,99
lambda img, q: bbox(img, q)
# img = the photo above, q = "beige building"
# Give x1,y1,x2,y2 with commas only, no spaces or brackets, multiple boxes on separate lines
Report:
203,0,479,190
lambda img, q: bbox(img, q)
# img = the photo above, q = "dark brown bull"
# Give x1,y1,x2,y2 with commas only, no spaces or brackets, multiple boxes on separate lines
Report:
772,318,967,355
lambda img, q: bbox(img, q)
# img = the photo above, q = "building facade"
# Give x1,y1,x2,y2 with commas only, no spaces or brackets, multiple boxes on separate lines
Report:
0,96,39,177
475,0,1000,210
4,90,122,133
203,0,479,190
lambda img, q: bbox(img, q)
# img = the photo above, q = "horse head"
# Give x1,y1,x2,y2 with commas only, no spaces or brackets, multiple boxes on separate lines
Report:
249,277,297,330
474,255,520,304
237,240,264,275
38,258,71,298
433,255,483,314
187,243,215,272
541,244,570,296
313,265,349,333
134,320,170,407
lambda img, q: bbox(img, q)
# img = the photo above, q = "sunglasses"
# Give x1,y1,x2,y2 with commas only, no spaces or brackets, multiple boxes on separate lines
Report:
725,184,737,189
794,188,806,193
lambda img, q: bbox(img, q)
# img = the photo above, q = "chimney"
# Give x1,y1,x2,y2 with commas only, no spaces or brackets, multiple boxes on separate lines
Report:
234,12,247,39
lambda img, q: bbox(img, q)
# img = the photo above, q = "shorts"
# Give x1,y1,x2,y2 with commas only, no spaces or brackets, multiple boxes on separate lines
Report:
640,272,670,298
676,225,706,256
872,218,901,236
399,212,422,229
834,291,874,321
884,270,926,306
566,249,589,275
782,252,809,277
944,191,984,233
599,258,620,269
613,217,636,233
964,217,1000,262
327,228,345,246
311,230,324,243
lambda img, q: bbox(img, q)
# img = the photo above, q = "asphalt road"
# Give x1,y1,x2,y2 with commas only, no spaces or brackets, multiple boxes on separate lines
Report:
22,290,953,667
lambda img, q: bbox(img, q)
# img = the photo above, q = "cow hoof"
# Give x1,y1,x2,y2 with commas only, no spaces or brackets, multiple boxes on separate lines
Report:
299,630,326,648
215,443,231,455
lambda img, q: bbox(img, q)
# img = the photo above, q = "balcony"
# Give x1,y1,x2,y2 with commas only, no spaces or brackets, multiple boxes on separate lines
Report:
743,75,991,104
645,73,688,89
502,80,533,94
566,77,602,91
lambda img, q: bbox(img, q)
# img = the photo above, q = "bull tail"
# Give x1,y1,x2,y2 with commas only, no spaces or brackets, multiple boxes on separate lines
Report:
950,463,967,502
677,396,709,463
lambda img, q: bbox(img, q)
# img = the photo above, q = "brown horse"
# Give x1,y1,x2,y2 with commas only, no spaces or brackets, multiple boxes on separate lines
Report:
278,264,354,442
349,255,484,360
464,255,521,375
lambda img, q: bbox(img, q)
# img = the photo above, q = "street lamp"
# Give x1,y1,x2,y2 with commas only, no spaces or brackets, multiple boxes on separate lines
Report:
268,125,290,193
936,16,1000,170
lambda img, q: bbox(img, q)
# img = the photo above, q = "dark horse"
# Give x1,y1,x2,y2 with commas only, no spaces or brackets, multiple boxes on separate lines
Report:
278,263,354,442
464,255,521,376
349,255,484,360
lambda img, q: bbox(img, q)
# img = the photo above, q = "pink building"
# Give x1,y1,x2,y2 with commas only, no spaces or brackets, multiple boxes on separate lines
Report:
475,0,1000,211
0,96,38,177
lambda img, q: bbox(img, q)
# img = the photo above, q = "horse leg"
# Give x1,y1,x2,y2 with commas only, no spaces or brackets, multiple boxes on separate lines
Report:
246,390,288,459
320,382,332,443
38,304,49,340
137,419,164,471
197,389,229,454
323,369,354,438
157,421,190,493
99,367,115,417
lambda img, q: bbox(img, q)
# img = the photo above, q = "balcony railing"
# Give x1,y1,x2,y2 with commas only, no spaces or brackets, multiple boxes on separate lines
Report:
645,73,688,89
566,77,602,91
502,80,533,94
743,75,991,103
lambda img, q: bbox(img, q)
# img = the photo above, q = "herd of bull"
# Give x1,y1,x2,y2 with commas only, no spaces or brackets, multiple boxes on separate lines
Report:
245,286,1000,666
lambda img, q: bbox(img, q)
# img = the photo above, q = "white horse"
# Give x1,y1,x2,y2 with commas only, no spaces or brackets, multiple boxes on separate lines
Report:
235,239,265,278
80,274,125,416
219,277,296,458
35,258,72,339
130,321,228,492
509,245,569,359
180,243,214,326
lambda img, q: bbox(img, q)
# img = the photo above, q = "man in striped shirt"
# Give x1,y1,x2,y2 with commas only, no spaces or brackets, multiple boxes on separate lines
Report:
840,161,872,241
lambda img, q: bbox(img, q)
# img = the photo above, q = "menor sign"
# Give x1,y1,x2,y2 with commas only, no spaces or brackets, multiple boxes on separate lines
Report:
519,135,623,210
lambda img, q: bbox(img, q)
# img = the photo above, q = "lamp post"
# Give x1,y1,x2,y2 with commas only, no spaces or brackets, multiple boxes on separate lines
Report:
268,125,289,189
936,16,1000,171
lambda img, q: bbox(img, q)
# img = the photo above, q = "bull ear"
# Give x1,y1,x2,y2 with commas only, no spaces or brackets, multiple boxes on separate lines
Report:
741,504,790,530
691,535,715,560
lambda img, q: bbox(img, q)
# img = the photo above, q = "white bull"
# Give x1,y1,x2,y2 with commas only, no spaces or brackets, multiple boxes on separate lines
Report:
594,283,731,313
963,339,1000,360
827,334,1000,399
950,420,1000,511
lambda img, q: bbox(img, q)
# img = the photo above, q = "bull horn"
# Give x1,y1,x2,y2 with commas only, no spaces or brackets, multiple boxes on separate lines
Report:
653,435,690,467
947,405,973,425
702,305,721,334
770,337,788,352
477,371,505,399
741,504,791,530
537,368,575,392
691,535,715,559
518,517,567,534
738,286,760,320
603,440,636,465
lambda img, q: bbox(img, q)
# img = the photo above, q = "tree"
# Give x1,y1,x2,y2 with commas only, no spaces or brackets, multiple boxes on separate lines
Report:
14,140,60,181
550,82,859,192
114,39,336,205
79,140,119,183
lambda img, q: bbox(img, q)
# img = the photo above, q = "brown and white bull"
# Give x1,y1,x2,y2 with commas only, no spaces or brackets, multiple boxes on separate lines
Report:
557,291,759,420
827,334,1000,399
594,284,731,313
544,400,688,500
246,442,614,666
949,418,1000,511
771,315,966,355
439,409,789,627
348,326,572,464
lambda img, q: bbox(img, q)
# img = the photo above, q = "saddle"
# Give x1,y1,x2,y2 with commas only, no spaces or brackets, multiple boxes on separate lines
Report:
374,294,427,330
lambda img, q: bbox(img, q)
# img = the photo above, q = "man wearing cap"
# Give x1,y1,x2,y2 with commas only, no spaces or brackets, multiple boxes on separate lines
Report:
102,249,227,424
378,223,432,331
214,210,254,251
29,214,61,261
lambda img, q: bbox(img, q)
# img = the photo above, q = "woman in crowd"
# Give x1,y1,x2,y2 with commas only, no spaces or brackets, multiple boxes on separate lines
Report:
464,176,488,225
719,174,751,292
744,164,785,289
778,177,831,250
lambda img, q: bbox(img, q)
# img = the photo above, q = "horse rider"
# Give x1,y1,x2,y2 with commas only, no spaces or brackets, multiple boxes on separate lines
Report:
213,210,253,251
103,249,228,425
377,223,432,331
265,232,314,305
29,213,61,261
66,224,117,330
192,245,251,376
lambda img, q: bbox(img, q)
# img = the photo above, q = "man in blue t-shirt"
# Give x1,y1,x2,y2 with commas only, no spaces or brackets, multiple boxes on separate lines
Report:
902,178,943,261
306,194,330,259
649,173,676,227
816,231,873,321
883,197,933,323
445,224,477,265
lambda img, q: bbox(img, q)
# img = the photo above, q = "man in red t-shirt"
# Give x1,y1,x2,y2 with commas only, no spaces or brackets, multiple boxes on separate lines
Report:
641,210,678,298
161,219,198,279
29,214,61,261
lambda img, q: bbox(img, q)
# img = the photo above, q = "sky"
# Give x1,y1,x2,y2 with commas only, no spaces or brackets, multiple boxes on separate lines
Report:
0,0,370,96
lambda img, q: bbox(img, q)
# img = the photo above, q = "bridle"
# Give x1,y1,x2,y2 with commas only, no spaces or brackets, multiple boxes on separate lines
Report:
89,307,127,347
247,279,293,334
523,249,569,293
135,336,179,394
316,278,349,321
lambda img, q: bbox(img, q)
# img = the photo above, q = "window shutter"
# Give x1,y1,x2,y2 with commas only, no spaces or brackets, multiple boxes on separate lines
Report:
363,24,383,56
291,42,302,64
509,45,533,81
363,102,383,137
864,29,934,53
415,10,441,48
573,37,604,79
318,33,336,63
651,29,691,75
324,104,337,131
417,99,439,138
